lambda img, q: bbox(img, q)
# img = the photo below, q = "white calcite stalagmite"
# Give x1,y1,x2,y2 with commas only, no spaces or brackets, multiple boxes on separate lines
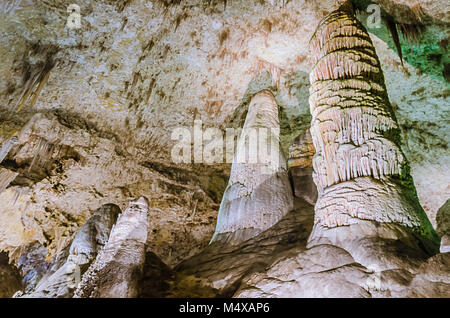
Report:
17,204,121,298
74,197,149,298
307,3,440,257
210,90,294,245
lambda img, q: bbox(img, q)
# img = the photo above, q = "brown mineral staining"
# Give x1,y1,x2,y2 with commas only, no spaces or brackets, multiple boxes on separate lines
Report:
288,129,315,169
288,129,318,205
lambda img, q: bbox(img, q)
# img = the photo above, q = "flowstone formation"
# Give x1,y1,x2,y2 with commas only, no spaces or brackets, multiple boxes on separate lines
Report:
306,3,440,261
210,90,293,245
74,197,149,298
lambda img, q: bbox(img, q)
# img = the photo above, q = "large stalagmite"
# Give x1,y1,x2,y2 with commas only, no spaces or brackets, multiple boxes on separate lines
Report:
74,197,149,298
17,204,120,298
306,3,440,259
210,90,293,245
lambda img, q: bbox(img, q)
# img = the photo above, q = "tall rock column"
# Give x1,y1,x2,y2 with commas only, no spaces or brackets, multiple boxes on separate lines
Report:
210,90,293,245
17,204,121,298
74,197,149,298
307,3,439,257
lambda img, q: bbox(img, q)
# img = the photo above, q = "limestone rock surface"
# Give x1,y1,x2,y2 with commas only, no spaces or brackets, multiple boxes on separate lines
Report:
0,0,448,299
0,0,447,270
136,198,450,298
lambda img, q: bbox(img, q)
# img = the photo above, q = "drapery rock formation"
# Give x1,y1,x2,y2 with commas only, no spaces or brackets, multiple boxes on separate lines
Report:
210,90,293,245
74,197,149,298
306,3,440,264
17,204,120,298
288,129,318,205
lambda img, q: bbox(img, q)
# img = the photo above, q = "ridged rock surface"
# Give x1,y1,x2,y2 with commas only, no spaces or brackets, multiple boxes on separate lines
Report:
307,4,440,259
436,199,450,253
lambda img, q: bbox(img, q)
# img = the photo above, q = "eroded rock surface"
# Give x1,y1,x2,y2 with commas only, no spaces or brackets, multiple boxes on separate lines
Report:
0,0,447,270
0,0,448,299
436,199,450,253
234,244,450,298
16,242,50,293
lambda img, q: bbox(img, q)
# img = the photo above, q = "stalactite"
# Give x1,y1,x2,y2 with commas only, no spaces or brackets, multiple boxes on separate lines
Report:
16,62,54,112
0,136,18,163
251,58,283,88
399,23,425,51
0,168,18,193
385,18,404,66
29,137,55,172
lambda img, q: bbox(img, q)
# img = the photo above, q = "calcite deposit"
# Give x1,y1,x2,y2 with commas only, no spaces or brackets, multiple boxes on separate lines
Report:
16,203,120,298
210,90,293,245
74,197,149,298
306,3,440,258
0,0,448,298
